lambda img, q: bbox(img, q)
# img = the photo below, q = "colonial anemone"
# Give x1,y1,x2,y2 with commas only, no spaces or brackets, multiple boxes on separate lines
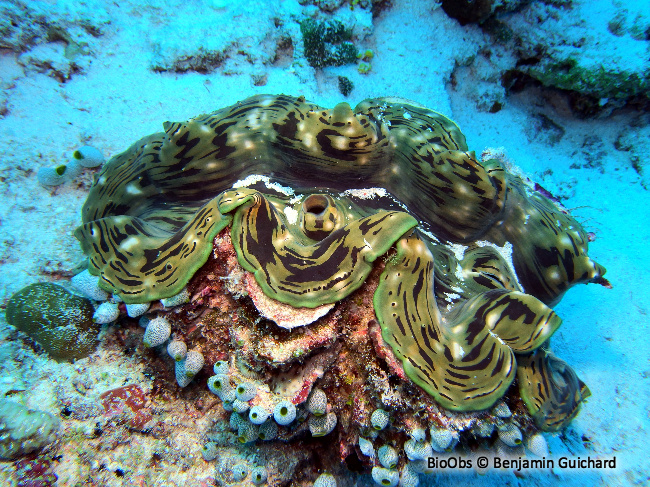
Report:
74,94,606,430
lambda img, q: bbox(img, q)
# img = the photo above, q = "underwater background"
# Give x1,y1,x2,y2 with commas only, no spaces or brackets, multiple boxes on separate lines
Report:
0,0,648,485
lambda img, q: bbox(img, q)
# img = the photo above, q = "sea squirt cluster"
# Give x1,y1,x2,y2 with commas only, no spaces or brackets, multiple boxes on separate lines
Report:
9,94,607,481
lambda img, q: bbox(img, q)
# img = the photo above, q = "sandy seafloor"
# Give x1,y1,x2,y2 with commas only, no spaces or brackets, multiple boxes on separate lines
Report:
0,0,648,486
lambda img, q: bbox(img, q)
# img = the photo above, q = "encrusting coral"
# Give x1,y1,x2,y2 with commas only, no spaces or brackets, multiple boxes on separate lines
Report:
6,94,609,483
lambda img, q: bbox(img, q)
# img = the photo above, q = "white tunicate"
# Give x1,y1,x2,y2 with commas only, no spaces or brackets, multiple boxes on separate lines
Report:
221,389,236,403
407,460,426,474
71,269,110,301
472,420,495,438
232,398,250,414
126,302,150,318
237,421,258,443
371,466,399,487
184,350,204,377
249,406,270,425
526,433,549,457
232,463,248,481
258,420,278,441
73,146,105,168
201,441,218,461
37,165,69,186
399,462,420,487
430,427,455,452
175,360,192,388
235,382,257,401
65,159,84,179
378,445,398,469
273,400,296,425
308,412,337,437
93,301,120,324
167,340,187,361
213,360,229,375
403,439,433,461
359,437,375,458
229,412,246,431
250,466,267,485
160,287,190,308
409,428,426,443
143,317,171,347
492,401,512,418
307,388,328,416
498,423,523,447
371,409,389,431
207,374,232,400
313,473,337,487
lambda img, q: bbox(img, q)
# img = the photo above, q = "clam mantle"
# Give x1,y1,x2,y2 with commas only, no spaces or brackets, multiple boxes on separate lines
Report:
75,94,606,428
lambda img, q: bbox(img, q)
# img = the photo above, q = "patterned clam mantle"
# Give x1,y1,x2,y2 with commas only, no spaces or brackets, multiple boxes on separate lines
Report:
75,94,606,430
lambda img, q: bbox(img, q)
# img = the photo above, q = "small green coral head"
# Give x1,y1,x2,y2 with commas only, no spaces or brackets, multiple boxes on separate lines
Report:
357,61,371,74
300,19,358,68
5,282,100,362
338,76,354,97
